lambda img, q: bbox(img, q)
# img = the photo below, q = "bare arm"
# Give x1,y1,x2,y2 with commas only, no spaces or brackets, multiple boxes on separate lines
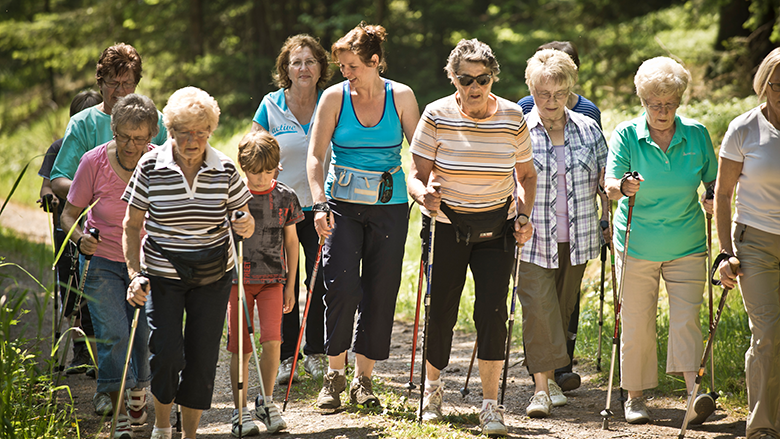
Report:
408,154,442,211
394,83,421,145
307,86,341,238
251,121,268,133
282,223,299,314
123,204,148,305
514,160,537,245
231,204,255,239
51,177,72,200
714,157,742,288
61,201,100,255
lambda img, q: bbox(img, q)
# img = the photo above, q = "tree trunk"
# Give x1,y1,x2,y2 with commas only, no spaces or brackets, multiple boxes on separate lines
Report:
715,0,751,51
189,0,204,57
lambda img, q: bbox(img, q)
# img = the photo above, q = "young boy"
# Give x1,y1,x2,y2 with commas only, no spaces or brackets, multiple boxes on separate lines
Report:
228,130,302,436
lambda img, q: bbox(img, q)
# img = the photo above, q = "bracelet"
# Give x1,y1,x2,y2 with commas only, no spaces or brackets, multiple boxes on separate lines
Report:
516,213,529,223
312,202,331,213
619,173,631,198
131,271,148,281
75,236,84,255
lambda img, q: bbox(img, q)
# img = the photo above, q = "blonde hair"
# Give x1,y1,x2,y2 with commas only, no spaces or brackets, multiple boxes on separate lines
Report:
445,39,500,81
237,131,280,174
162,86,220,134
331,22,387,73
525,49,578,91
634,57,690,101
753,47,780,100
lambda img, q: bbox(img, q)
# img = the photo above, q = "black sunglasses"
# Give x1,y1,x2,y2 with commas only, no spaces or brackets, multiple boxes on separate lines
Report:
456,73,492,87
379,172,393,203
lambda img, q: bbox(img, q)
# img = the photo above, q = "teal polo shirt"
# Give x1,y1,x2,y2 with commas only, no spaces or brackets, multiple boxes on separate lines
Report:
606,114,718,261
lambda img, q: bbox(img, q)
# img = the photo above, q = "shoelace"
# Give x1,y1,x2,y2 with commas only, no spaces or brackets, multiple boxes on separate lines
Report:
481,405,503,423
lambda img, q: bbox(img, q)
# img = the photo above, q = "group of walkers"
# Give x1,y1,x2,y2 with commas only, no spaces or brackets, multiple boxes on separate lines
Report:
38,22,780,439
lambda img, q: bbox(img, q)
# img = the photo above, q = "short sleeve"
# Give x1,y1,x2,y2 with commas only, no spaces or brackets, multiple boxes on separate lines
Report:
226,164,252,211
699,125,718,182
409,108,438,161
51,119,88,181
285,190,304,227
252,96,271,131
151,114,168,146
720,118,746,163
514,112,533,163
67,153,97,208
122,159,152,211
606,125,633,180
38,139,63,179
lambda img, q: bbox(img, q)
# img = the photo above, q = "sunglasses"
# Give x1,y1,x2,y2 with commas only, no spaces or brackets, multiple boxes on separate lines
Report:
456,73,492,87
379,172,393,203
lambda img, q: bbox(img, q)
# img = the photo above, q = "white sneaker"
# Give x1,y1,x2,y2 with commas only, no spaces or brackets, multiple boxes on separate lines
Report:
126,388,148,425
276,356,300,386
254,401,287,433
479,402,508,437
303,353,328,380
231,408,260,437
149,426,172,439
526,391,552,418
547,379,568,407
419,384,444,423
113,413,134,439
624,396,650,424
93,391,113,416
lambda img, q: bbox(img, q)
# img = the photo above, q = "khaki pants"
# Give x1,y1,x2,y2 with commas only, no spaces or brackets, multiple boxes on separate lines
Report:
734,223,780,438
616,252,706,391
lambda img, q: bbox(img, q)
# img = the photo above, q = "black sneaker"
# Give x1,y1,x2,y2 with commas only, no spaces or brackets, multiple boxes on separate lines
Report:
65,343,93,375
555,372,581,392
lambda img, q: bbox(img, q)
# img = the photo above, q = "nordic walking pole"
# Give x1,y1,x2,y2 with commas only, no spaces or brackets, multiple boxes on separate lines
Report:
679,256,740,439
55,227,99,387
111,278,148,438
283,234,326,411
602,171,639,430
596,220,609,372
43,194,58,366
418,182,440,423
231,210,248,438
704,183,717,400
406,256,425,396
242,295,269,415
461,340,477,397
500,215,529,405
608,203,626,406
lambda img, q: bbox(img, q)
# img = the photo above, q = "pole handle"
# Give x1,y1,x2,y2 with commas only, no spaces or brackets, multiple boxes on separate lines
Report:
83,228,100,261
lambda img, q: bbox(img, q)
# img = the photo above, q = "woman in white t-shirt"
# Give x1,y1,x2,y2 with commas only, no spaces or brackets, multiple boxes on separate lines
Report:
715,47,780,439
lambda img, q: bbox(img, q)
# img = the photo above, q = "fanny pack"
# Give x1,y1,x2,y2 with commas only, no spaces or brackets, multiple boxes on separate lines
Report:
439,198,513,246
147,234,230,287
331,165,399,204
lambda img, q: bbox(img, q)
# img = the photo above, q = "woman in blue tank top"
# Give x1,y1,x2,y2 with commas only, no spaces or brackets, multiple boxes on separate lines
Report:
307,22,420,409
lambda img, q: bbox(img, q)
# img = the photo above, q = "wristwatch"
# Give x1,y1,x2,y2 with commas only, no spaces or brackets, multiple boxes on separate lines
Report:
312,202,331,213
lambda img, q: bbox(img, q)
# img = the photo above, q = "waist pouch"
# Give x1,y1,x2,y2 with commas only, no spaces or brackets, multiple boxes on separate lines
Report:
331,165,400,204
439,197,513,246
147,236,230,287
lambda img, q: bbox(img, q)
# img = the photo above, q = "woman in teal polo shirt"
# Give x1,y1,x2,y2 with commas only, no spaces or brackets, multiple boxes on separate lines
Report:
604,57,717,426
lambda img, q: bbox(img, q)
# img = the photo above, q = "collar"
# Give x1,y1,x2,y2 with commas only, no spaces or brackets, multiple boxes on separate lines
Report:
635,113,686,147
154,138,225,172
526,106,570,130
249,180,277,195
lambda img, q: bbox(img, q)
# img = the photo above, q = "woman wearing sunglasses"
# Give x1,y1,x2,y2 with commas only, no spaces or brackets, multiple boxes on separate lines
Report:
307,22,420,410
407,38,536,437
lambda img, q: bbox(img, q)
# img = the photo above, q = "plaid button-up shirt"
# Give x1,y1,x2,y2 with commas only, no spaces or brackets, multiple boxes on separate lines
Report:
521,108,608,269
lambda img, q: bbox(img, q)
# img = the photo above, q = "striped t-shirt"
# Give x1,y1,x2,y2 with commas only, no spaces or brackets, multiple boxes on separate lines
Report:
409,93,533,223
122,139,252,279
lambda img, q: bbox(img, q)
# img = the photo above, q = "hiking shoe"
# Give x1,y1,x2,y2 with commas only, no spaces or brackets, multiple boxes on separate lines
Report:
304,353,328,380
479,402,508,437
126,388,148,425
548,379,568,407
86,366,97,379
526,390,552,418
65,343,93,374
276,356,300,386
349,375,381,407
316,371,347,409
624,396,650,424
150,426,172,439
555,372,581,391
93,391,113,416
254,402,287,433
686,393,715,425
231,408,260,437
419,384,444,423
113,413,134,439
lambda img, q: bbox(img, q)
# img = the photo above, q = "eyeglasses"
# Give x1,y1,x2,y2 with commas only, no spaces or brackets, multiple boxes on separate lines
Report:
173,129,210,142
644,101,679,113
535,89,570,102
768,81,780,92
114,134,150,146
379,172,393,203
289,58,318,70
456,73,492,87
103,79,136,91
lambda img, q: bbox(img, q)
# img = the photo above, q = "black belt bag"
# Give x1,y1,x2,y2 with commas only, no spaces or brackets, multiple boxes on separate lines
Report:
439,198,513,246
147,236,230,287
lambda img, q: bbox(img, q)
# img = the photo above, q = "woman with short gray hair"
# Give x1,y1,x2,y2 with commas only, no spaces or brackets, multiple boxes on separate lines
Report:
604,56,718,425
60,93,160,436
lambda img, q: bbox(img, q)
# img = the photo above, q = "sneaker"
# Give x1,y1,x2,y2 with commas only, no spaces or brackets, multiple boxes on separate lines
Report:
316,371,347,409
276,356,300,386
479,402,508,437
86,366,97,379
93,391,113,416
686,393,715,425
526,391,552,418
150,426,172,439
548,379,568,407
113,413,134,439
555,372,581,391
419,384,444,423
126,388,148,425
349,375,381,407
231,408,260,437
304,353,328,380
254,402,287,433
65,343,93,374
624,396,650,424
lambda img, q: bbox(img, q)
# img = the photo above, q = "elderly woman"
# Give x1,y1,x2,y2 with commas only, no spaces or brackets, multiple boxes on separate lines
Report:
307,22,419,409
408,38,536,436
123,87,253,439
517,49,608,418
251,34,333,385
715,47,780,439
60,94,158,437
605,57,717,425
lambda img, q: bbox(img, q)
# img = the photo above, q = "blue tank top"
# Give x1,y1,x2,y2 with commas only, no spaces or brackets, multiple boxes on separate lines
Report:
326,79,408,205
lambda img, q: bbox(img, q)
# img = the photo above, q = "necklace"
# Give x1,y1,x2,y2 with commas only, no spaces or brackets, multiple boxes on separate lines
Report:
540,117,564,131
115,146,136,172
